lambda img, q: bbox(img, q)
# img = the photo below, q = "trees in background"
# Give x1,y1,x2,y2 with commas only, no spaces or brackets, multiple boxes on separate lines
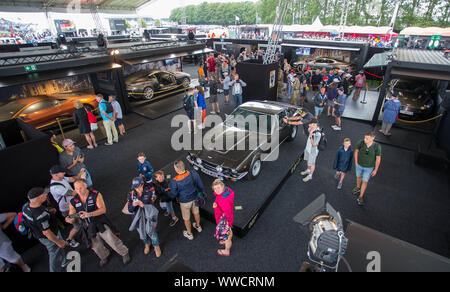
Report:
169,0,450,30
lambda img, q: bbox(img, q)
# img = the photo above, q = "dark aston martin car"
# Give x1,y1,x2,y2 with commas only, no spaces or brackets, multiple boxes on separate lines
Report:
187,101,305,181
125,70,191,100
389,79,435,120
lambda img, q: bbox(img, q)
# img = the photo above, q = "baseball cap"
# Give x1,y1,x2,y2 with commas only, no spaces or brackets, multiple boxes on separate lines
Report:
50,165,66,175
333,78,340,83
338,87,344,92
346,73,352,77
131,177,144,190
62,139,76,147
27,187,49,200
338,69,344,73
359,70,364,74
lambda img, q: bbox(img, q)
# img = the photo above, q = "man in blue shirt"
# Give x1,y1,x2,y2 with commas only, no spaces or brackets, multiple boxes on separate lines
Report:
332,87,347,131
96,94,118,146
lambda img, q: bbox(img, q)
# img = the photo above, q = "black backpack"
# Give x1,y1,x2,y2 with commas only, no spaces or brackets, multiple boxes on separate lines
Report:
183,94,194,111
102,101,114,114
314,128,328,151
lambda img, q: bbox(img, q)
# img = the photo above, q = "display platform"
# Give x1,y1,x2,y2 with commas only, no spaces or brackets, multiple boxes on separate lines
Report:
132,92,186,120
340,221,450,272
160,133,307,238
342,90,379,122
374,123,435,152
56,114,143,148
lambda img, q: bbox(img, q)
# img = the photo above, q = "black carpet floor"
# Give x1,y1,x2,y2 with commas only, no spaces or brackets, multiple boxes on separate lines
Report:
20,92,450,272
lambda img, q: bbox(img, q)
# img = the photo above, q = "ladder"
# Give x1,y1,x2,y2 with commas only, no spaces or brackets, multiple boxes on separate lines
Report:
263,0,291,64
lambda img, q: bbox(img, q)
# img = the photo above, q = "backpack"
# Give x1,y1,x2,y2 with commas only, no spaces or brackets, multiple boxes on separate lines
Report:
102,101,114,114
14,204,32,238
189,171,207,207
47,182,66,213
314,128,328,151
183,94,194,112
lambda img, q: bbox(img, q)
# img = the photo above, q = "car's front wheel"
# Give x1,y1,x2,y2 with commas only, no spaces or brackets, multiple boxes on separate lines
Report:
143,87,154,100
247,155,262,180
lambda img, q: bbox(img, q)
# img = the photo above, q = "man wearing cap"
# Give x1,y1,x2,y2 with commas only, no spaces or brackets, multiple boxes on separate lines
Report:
22,187,70,272
313,86,328,119
342,73,352,96
49,165,85,248
332,87,347,131
353,70,366,100
327,79,339,116
291,74,301,106
220,71,231,105
300,120,321,182
67,179,130,267
59,139,93,187
127,177,161,257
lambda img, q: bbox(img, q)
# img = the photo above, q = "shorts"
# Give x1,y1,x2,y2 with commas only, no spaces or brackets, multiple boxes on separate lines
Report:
312,85,319,91
209,94,218,103
61,211,81,231
114,118,123,127
186,110,194,120
314,106,324,117
224,89,230,96
356,164,374,182
0,242,21,266
180,200,199,221
304,150,318,166
334,109,344,118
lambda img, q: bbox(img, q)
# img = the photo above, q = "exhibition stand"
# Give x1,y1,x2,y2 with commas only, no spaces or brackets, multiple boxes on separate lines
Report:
341,221,450,272
236,60,279,103
160,133,306,238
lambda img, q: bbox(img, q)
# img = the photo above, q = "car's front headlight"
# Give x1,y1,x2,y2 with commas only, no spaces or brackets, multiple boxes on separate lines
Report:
196,158,202,165
216,166,223,173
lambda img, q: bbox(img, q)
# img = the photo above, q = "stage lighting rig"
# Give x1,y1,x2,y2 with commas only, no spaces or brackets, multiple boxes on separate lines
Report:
294,194,351,272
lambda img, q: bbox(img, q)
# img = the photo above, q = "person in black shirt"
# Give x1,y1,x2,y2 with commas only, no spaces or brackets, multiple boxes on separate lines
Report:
23,187,70,272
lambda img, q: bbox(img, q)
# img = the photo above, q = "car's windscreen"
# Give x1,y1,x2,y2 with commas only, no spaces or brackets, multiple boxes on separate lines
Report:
0,102,26,120
225,108,273,134
396,81,428,94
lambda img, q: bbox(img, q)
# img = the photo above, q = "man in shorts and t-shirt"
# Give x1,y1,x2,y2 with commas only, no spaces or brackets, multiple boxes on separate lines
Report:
352,132,381,206
49,165,85,248
169,161,204,241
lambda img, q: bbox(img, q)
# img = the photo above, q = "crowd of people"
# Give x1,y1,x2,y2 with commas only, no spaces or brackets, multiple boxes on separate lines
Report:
0,50,395,272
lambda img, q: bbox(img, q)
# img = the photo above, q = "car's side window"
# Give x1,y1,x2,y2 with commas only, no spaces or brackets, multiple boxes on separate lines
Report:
22,101,55,114
278,110,288,128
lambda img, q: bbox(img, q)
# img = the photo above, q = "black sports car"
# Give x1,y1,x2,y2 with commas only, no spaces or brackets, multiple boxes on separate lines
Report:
125,70,191,100
389,79,435,120
187,101,305,181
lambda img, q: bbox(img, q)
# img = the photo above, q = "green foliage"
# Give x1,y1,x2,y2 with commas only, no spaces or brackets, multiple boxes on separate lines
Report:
140,18,147,28
154,19,161,27
169,0,450,29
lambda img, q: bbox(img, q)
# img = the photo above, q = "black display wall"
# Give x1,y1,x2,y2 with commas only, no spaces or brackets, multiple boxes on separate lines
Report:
235,60,279,102
0,119,59,252
89,67,130,114
0,119,58,213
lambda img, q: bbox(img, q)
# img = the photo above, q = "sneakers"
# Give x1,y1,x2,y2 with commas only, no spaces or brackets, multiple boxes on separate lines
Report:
211,111,216,114
332,125,341,131
87,145,94,149
122,253,131,265
192,222,203,233
169,217,179,227
337,182,343,190
183,230,194,240
352,187,361,195
300,169,311,176
105,142,113,146
302,174,312,182
357,197,365,206
68,239,80,248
